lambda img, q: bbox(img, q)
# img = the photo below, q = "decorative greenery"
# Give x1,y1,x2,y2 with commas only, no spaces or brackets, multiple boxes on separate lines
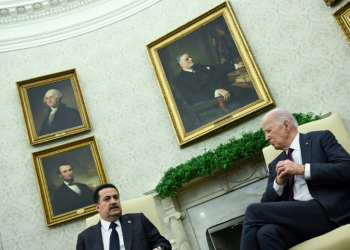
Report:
156,112,321,199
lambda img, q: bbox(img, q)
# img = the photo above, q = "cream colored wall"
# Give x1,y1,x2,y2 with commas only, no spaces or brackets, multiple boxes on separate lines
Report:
1,0,350,249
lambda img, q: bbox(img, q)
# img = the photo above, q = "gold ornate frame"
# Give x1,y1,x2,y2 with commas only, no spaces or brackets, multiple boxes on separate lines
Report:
31,136,107,226
334,1,350,45
146,2,275,148
17,69,92,145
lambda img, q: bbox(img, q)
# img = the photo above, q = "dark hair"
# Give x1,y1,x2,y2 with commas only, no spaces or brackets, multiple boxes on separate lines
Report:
57,161,74,175
93,183,119,204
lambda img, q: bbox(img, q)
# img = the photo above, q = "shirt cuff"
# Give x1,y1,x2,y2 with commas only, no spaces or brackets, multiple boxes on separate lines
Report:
215,89,220,98
273,178,285,196
304,163,311,180
234,63,238,70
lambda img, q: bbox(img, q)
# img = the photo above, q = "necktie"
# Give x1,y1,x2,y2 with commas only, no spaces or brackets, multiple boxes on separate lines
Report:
287,148,295,201
109,222,120,250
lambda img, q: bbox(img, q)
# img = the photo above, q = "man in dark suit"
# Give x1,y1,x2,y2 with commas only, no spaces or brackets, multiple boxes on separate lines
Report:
39,89,82,136
76,183,171,250
52,162,94,215
174,53,258,107
240,108,350,250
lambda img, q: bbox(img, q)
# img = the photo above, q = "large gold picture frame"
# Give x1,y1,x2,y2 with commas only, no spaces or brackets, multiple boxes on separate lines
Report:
32,136,107,226
334,1,350,45
17,69,92,145
146,2,275,147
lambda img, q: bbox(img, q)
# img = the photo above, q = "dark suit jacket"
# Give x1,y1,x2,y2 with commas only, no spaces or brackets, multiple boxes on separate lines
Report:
261,130,350,226
39,102,82,136
174,63,239,106
52,182,94,216
76,213,172,250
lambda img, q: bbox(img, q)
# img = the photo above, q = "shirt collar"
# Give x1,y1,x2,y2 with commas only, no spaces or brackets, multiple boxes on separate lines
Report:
100,218,121,231
183,68,194,73
64,181,75,186
285,132,300,154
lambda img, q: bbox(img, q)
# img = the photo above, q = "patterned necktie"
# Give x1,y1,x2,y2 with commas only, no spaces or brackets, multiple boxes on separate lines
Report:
287,148,295,201
109,222,120,250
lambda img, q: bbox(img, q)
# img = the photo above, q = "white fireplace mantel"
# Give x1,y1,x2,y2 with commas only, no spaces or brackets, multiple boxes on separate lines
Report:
146,154,269,250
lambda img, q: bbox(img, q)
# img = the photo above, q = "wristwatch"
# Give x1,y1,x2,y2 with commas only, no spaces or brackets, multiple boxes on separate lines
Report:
156,246,165,250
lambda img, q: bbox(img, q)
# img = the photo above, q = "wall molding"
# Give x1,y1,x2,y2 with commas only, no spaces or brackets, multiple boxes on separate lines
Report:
0,0,160,52
0,0,98,25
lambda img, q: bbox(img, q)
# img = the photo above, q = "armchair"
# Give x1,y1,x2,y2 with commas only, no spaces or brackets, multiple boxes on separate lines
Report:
262,113,350,250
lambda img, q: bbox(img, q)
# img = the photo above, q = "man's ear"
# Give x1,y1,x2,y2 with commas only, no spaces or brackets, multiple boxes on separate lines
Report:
58,174,62,178
283,120,291,132
95,204,100,213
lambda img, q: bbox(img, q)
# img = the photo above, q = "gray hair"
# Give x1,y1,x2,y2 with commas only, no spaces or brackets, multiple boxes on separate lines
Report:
264,108,298,128
176,53,187,66
43,89,63,103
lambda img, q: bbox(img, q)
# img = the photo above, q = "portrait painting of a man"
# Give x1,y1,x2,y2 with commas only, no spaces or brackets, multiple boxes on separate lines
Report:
32,136,107,226
39,89,82,136
17,69,92,145
27,79,83,137
158,16,260,132
42,146,99,216
147,2,275,147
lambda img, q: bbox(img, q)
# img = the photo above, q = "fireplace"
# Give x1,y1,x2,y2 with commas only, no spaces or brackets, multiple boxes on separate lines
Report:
146,154,269,250
206,215,244,250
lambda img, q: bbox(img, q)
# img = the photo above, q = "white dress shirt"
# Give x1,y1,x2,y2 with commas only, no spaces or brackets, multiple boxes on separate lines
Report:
273,133,314,201
48,107,58,126
64,181,81,195
100,218,125,250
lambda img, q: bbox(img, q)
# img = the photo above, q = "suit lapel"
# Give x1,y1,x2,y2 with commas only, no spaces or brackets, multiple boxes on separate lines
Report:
120,215,133,250
278,151,287,161
88,221,104,250
299,133,312,165
61,183,81,198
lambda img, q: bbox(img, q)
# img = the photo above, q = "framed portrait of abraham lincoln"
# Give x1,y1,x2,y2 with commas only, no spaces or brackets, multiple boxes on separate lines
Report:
16,68,92,145
31,136,107,226
146,1,275,147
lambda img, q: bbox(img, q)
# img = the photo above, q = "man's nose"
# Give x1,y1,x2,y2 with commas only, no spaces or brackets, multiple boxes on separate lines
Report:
265,134,270,141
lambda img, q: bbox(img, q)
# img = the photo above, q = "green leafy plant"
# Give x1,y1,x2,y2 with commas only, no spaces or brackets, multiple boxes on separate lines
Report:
156,112,321,199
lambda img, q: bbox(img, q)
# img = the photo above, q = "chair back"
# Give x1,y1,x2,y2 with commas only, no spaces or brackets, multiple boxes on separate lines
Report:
85,195,164,235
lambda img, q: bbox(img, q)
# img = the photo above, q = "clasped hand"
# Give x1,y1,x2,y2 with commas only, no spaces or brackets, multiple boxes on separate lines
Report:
275,160,304,185
217,89,230,101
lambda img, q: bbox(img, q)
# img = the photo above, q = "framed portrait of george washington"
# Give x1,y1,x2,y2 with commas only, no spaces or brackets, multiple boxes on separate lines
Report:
146,1,275,148
16,68,92,145
334,2,350,46
32,136,107,226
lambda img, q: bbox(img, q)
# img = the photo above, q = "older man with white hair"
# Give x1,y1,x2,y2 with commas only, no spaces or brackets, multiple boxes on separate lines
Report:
240,108,350,250
39,89,82,136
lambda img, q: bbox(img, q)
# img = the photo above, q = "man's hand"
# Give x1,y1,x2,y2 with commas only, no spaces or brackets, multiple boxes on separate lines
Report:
275,160,305,185
237,61,245,69
217,89,230,101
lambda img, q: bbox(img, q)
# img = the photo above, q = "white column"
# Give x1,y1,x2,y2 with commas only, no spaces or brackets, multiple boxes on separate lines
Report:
161,197,191,250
